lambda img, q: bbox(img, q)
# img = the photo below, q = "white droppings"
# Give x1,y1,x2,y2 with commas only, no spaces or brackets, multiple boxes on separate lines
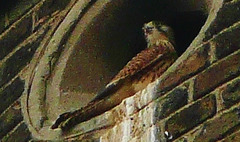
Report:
164,131,169,136
122,120,132,142
126,97,135,116
150,126,159,142
164,131,173,140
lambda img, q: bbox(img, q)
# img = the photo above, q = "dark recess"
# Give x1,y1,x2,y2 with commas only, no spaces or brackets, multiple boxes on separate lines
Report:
110,0,208,61
66,0,208,92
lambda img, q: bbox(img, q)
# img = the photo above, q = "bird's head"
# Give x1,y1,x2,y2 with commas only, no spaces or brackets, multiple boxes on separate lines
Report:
142,21,175,47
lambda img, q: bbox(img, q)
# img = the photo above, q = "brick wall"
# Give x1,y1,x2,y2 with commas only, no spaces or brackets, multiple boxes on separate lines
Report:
0,0,239,141
0,0,73,141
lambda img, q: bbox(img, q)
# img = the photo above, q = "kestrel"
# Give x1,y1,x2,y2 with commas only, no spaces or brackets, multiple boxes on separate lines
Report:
51,21,178,130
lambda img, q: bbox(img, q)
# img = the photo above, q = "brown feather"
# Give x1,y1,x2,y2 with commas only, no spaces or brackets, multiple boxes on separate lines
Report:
110,40,175,84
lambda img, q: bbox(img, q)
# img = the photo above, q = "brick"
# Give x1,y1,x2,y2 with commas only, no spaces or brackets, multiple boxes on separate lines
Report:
0,78,24,114
0,0,41,34
165,94,216,140
158,44,210,93
0,29,46,87
221,129,240,142
1,122,31,142
204,1,240,41
193,49,240,100
220,76,240,109
0,17,32,60
0,0,71,60
155,86,188,120
0,100,23,139
193,105,240,141
210,22,240,59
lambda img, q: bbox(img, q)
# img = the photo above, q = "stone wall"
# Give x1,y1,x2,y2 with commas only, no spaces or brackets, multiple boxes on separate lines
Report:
0,0,239,141
0,0,73,141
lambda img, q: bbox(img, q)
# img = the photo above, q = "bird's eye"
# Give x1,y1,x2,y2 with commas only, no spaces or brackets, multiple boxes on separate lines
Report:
146,26,154,30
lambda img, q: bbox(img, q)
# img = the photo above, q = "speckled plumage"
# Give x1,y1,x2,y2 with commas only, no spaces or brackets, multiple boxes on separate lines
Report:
111,40,175,82
51,21,178,130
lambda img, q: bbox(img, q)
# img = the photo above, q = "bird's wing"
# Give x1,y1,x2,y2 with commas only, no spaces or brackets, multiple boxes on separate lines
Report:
91,41,176,102
110,42,175,83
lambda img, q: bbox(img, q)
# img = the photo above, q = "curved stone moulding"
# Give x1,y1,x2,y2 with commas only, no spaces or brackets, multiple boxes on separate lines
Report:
21,0,92,140
21,0,221,141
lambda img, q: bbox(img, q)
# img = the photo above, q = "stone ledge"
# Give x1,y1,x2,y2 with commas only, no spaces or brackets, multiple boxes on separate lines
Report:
104,84,189,142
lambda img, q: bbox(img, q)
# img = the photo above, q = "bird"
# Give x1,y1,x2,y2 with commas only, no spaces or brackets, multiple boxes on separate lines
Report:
51,21,178,131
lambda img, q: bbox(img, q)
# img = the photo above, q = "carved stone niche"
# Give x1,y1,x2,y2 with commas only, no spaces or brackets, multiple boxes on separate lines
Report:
21,0,217,141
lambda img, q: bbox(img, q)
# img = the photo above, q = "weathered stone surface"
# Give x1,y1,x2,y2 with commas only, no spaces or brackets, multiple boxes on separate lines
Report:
138,125,161,142
165,94,216,140
204,0,240,41
0,100,22,139
192,105,240,141
65,110,116,139
193,49,240,100
61,81,160,141
98,84,188,142
69,83,158,136
100,102,156,142
0,78,24,114
1,122,31,142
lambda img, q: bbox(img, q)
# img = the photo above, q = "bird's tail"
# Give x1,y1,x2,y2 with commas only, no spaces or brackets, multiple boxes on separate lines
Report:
51,78,126,130
51,111,76,130
51,98,113,131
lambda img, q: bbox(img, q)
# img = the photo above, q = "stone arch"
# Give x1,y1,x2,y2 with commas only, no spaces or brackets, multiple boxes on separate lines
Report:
19,0,240,141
